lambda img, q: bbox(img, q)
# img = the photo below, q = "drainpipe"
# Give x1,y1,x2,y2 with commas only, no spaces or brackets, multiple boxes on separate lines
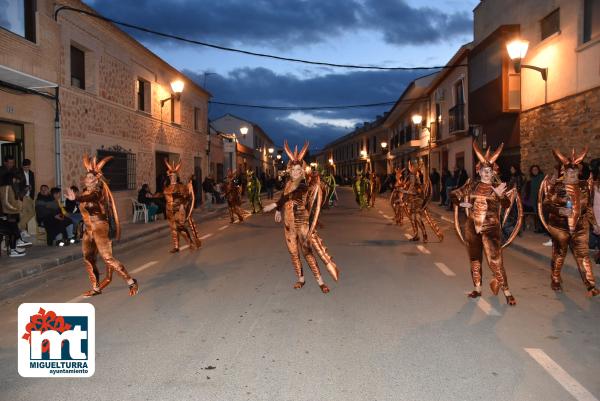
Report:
54,86,62,187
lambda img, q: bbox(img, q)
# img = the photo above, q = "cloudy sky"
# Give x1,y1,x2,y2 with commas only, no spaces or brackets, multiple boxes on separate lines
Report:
88,0,479,149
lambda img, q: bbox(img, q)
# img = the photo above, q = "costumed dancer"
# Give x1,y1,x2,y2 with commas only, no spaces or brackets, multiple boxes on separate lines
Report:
390,167,408,225
163,159,202,253
66,154,138,297
323,170,338,207
246,170,263,214
451,142,522,305
403,160,443,242
368,171,381,208
224,169,246,223
264,141,339,293
538,147,599,296
353,169,370,210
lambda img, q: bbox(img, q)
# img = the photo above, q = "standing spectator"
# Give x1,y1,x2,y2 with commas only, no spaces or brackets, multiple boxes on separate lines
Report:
523,165,545,232
0,172,31,255
0,155,16,184
508,165,524,192
590,159,600,264
439,168,450,206
444,168,458,209
202,175,215,209
265,174,275,199
17,159,35,238
456,166,469,188
430,168,440,202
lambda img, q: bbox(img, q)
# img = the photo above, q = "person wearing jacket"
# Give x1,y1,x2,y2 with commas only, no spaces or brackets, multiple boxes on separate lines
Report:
0,172,31,256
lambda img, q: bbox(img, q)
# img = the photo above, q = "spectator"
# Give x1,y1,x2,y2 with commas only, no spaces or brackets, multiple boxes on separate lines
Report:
430,168,440,202
590,159,600,264
36,186,73,246
456,166,469,188
202,175,215,209
439,168,450,206
0,155,16,185
444,168,458,209
523,165,545,233
0,171,31,256
265,174,276,199
508,165,525,192
138,184,160,221
65,186,83,238
17,159,35,239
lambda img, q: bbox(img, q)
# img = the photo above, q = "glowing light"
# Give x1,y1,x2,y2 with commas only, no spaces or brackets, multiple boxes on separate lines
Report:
380,141,388,149
170,80,184,94
506,39,529,60
268,147,274,154
411,114,423,125
240,126,248,136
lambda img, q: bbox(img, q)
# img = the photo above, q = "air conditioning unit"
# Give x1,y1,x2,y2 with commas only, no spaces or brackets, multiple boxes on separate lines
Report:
435,88,445,102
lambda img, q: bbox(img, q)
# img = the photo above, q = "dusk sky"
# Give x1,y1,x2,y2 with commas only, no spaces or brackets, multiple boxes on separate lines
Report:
88,0,479,149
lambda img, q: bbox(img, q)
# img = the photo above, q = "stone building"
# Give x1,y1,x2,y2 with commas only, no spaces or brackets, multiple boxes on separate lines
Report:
0,0,218,219
472,0,600,175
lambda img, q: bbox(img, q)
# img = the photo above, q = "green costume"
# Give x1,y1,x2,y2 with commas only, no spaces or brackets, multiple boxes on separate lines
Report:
353,170,370,210
323,171,337,207
246,170,263,213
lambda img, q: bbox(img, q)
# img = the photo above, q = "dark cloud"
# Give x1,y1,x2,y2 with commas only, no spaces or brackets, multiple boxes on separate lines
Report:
89,0,472,48
186,67,424,149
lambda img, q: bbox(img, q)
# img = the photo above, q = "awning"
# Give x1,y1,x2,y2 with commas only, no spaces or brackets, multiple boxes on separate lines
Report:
0,64,57,89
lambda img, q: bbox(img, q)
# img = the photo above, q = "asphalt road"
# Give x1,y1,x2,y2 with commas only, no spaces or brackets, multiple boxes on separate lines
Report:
0,188,599,401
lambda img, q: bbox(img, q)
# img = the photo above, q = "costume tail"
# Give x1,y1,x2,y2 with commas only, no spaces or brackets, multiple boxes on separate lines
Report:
423,209,444,241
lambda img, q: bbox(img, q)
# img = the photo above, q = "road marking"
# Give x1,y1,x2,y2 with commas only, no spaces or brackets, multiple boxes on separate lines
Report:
434,262,455,276
417,245,430,254
218,225,229,231
200,233,213,240
378,210,383,214
131,261,158,274
382,214,391,219
404,233,412,240
180,245,190,250
475,298,501,316
525,348,599,401
67,295,85,303
442,216,454,224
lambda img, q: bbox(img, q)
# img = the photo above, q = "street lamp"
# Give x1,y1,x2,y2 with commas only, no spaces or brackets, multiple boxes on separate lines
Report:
380,141,388,150
411,114,423,125
268,147,274,154
328,158,334,165
360,150,367,158
160,80,184,107
506,39,548,81
240,126,248,136
276,154,282,160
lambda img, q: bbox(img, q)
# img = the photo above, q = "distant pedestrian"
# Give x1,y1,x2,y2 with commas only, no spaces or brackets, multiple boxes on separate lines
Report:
430,168,440,202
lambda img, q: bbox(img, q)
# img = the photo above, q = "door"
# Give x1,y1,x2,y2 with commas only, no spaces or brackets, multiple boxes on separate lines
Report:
0,121,24,166
194,156,202,207
155,151,169,192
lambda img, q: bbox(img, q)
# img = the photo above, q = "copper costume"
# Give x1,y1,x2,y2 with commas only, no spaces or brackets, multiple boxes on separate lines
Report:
538,147,599,296
368,172,381,208
404,160,443,242
163,159,202,253
390,168,408,225
224,170,245,223
451,142,522,305
267,141,339,293
76,155,138,297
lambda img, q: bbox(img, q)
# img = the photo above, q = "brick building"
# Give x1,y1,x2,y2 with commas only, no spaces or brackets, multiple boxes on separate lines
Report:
0,0,219,219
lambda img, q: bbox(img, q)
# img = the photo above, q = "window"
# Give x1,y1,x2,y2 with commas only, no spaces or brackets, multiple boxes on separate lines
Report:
71,46,86,89
97,149,136,191
194,107,204,131
136,79,150,113
541,8,560,40
0,0,36,42
584,0,600,43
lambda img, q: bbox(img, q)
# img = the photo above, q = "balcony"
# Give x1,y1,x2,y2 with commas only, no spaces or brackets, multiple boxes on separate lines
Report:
449,103,466,133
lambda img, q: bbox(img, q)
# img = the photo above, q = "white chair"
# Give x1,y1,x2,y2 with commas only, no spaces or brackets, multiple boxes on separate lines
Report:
131,199,148,223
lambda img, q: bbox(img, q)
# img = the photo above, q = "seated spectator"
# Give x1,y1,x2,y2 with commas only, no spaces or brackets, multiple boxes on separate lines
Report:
35,186,73,246
0,172,31,256
65,186,83,239
138,184,161,221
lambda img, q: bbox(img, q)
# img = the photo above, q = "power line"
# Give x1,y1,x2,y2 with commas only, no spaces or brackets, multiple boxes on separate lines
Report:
209,96,429,111
54,6,467,71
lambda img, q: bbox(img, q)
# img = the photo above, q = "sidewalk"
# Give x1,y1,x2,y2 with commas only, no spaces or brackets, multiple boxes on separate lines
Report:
425,202,582,272
0,191,279,288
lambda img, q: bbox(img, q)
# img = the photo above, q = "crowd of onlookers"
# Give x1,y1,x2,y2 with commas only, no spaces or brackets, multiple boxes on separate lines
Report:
0,156,85,258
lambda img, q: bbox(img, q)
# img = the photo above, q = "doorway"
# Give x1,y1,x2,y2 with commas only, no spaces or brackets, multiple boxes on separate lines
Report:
0,121,24,166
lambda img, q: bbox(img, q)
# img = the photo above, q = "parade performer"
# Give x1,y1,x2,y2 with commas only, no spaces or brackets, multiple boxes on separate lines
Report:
451,142,522,305
264,141,339,293
403,160,443,242
390,167,408,225
368,171,381,208
323,170,338,207
353,169,370,210
66,154,138,297
163,159,202,253
538,147,599,296
224,169,246,223
246,170,263,213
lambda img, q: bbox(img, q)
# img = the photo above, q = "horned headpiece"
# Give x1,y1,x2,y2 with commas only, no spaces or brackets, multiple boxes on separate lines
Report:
473,141,503,172
164,158,182,175
83,154,112,177
407,159,424,177
552,147,588,169
284,140,309,168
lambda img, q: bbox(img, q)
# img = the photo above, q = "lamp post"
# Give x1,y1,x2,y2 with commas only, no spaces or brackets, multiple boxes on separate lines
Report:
506,39,548,80
411,114,433,177
160,80,184,122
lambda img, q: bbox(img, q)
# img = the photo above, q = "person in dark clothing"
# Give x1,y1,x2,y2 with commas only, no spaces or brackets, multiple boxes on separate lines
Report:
0,155,17,186
65,185,83,238
444,169,458,209
430,168,440,202
202,175,216,208
37,187,73,246
439,168,450,206
265,174,276,199
138,183,162,221
522,165,545,233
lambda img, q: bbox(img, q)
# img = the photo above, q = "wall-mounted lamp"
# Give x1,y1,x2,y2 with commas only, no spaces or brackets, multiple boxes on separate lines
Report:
240,126,249,136
160,80,185,108
328,158,334,165
506,39,548,81
360,150,367,158
411,114,423,125
380,141,388,149
276,154,282,160
268,147,274,154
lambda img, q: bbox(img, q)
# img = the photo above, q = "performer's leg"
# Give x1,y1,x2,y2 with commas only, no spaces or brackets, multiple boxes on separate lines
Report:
409,211,419,241
81,229,101,297
228,206,235,223
465,220,483,298
235,206,245,222
570,225,598,296
283,225,304,288
94,221,138,296
547,225,570,291
188,218,202,248
299,229,328,293
482,227,515,305
167,214,179,252
416,212,428,242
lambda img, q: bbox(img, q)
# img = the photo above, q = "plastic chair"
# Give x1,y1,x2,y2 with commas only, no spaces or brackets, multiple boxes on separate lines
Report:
131,199,148,223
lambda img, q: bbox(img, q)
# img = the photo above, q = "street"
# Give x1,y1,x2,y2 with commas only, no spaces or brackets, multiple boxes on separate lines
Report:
1,188,599,401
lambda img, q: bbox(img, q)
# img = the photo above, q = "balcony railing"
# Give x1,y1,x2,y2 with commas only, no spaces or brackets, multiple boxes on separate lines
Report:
449,103,465,133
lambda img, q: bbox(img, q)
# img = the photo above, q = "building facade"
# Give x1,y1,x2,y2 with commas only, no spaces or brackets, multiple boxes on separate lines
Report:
0,0,218,219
